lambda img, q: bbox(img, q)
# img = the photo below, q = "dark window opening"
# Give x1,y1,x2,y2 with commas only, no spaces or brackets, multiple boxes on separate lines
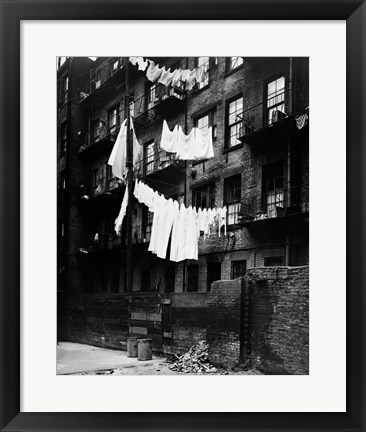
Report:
224,175,241,225
108,106,119,135
187,264,199,292
143,207,153,242
231,260,247,279
192,183,215,210
207,262,221,291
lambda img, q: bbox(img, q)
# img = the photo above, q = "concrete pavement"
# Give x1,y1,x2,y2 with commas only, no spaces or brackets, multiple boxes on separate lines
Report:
57,342,164,375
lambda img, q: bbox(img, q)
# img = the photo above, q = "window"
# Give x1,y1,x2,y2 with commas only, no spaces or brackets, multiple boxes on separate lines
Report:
231,260,247,279
143,208,153,242
94,70,101,89
164,267,175,293
147,83,158,108
112,58,120,72
108,106,118,134
61,75,69,104
264,256,284,266
60,122,67,154
57,57,67,69
91,168,98,194
224,175,242,225
267,76,285,125
195,109,217,140
207,262,221,291
226,96,243,147
144,141,154,175
187,265,199,292
195,57,209,90
106,163,114,188
141,269,151,291
192,183,215,209
93,119,100,142
262,161,284,218
227,57,243,71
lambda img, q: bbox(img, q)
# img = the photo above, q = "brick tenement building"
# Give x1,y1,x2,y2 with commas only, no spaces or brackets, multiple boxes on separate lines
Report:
57,57,309,358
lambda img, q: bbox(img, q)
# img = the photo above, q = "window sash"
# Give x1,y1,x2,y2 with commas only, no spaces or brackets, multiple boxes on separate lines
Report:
229,57,243,70
145,143,154,174
231,260,247,279
227,97,243,147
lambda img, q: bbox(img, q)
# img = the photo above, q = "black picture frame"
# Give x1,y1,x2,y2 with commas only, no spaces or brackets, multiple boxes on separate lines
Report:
0,1,365,431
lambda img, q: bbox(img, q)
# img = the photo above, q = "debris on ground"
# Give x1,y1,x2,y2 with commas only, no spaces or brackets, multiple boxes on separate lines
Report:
168,340,217,374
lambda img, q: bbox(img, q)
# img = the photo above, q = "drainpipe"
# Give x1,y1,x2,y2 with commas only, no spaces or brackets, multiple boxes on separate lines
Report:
182,57,189,292
285,58,294,266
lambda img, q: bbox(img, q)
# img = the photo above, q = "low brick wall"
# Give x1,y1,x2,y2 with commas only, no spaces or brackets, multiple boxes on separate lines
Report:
207,279,242,367
206,266,309,374
245,266,309,374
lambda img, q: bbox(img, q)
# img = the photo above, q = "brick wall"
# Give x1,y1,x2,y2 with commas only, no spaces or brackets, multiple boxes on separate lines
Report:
206,266,309,374
207,279,242,367
244,266,309,374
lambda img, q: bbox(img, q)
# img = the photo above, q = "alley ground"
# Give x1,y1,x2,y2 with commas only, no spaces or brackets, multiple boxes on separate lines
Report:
57,342,261,375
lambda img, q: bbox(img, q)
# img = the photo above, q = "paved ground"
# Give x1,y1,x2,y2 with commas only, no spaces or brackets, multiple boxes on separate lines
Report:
57,342,169,375
57,342,262,375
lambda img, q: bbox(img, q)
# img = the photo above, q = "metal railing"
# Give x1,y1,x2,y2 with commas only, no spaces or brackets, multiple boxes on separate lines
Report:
87,174,122,199
239,184,309,223
137,148,184,177
78,224,150,254
238,86,309,138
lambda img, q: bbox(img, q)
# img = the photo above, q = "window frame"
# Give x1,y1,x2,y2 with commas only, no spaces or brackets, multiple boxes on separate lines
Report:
144,140,155,175
108,106,119,135
192,182,215,210
231,260,247,279
194,57,210,91
61,74,69,105
224,174,242,226
225,94,244,149
266,75,286,125
194,108,217,141
226,56,244,73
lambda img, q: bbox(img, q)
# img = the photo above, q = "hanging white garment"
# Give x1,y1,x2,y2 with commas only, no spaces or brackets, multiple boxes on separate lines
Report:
148,194,166,254
156,199,179,259
185,206,198,260
169,202,182,262
133,179,140,201
114,187,128,235
158,67,172,86
108,117,142,181
195,64,205,84
181,69,191,82
160,120,179,153
186,69,197,91
171,69,182,87
176,126,195,160
193,127,214,160
146,60,163,83
137,58,149,71
129,57,139,66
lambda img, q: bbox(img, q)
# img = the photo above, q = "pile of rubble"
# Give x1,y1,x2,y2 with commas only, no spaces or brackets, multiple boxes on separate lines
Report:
168,340,217,374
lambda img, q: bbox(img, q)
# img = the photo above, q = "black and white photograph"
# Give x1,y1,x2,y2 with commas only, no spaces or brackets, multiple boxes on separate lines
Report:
57,56,309,376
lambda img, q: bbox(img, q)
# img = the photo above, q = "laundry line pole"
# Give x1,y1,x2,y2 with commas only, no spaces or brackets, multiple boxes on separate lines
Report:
125,57,133,292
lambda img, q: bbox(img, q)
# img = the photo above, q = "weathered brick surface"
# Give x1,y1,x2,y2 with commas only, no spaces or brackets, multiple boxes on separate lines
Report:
206,266,309,374
244,266,309,374
207,279,242,367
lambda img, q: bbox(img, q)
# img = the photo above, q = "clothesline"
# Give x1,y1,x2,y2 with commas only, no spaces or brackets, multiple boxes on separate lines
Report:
133,179,228,262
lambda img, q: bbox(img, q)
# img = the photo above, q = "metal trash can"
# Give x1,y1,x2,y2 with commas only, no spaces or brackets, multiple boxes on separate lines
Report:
137,338,152,361
126,337,138,358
